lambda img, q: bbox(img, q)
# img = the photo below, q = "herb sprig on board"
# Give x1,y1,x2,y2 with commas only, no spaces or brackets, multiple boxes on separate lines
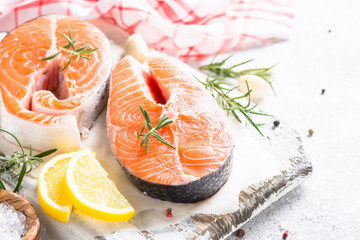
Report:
41,25,98,71
200,55,275,92
0,128,57,192
198,56,275,135
137,106,176,154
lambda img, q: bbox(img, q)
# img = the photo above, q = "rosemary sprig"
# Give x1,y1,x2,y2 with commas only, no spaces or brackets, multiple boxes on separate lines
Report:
41,25,98,71
0,128,57,192
197,55,275,135
200,55,276,93
196,76,268,136
137,106,176,154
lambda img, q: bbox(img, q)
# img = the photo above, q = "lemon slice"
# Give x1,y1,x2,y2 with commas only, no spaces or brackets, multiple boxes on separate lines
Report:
65,148,134,221
38,152,75,223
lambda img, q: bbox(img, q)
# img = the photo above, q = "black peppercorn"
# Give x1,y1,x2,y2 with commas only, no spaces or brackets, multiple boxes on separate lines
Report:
273,120,280,128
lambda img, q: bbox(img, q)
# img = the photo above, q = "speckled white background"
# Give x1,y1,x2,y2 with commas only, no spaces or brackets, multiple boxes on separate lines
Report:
221,0,360,239
2,0,360,239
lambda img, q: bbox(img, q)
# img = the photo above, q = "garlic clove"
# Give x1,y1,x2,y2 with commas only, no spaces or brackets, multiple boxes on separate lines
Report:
123,33,149,63
237,74,268,102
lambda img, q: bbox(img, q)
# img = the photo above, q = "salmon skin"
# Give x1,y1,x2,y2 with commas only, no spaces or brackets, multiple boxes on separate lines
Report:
0,15,111,152
107,56,233,203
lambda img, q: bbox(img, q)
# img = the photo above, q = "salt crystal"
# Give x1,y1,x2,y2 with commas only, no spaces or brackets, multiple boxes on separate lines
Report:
305,213,314,220
0,202,28,240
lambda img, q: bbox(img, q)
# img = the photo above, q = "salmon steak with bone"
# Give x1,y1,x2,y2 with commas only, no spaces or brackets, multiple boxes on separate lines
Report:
107,53,233,203
0,14,111,152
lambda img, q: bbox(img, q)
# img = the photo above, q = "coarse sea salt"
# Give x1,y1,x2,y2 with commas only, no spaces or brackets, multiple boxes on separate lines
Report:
0,202,28,240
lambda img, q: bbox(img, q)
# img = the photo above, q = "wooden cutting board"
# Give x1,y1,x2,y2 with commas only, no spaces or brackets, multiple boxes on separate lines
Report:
90,114,312,240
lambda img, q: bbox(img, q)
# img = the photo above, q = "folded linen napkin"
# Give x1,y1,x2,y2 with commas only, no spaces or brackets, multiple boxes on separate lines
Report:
0,0,294,61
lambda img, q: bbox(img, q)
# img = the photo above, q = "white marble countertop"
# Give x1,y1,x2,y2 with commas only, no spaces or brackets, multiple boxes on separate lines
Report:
224,0,360,239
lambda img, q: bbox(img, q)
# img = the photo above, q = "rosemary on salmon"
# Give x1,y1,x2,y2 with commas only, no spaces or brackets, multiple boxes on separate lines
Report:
137,105,176,154
41,25,98,71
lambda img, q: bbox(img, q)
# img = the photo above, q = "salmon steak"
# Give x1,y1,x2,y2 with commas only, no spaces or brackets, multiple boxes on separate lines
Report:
107,55,233,203
0,15,111,152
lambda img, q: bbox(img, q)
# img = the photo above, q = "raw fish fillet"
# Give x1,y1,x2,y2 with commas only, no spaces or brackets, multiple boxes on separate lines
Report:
0,15,111,152
107,56,233,203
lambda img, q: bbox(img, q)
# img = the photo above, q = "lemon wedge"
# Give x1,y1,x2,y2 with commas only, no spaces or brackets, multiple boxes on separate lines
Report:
38,152,75,223
65,148,134,221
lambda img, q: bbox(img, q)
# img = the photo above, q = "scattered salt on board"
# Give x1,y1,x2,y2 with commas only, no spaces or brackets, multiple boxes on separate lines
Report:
0,202,28,240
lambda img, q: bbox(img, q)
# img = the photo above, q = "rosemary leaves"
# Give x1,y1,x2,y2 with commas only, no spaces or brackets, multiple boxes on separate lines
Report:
137,106,175,154
0,128,57,192
200,55,275,92
196,76,267,135
41,25,98,71
199,55,274,135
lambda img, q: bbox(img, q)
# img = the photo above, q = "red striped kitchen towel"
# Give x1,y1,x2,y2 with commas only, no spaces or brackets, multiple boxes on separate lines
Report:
0,0,294,61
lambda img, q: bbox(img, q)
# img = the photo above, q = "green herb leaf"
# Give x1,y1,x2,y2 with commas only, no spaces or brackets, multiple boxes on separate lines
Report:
41,25,98,71
200,55,275,93
78,47,98,55
76,44,90,52
195,76,268,136
0,178,6,190
137,106,176,154
33,149,57,158
198,56,276,135
67,24,72,40
60,32,76,51
41,51,60,61
152,132,176,149
13,158,28,193
0,128,57,192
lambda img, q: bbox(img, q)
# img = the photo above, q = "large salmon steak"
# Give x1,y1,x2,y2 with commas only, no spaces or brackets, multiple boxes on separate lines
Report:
0,15,111,152
107,55,233,203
